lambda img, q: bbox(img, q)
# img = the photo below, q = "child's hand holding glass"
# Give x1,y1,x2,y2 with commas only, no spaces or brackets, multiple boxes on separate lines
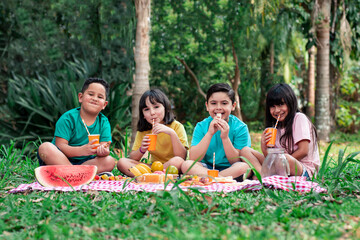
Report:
261,129,273,147
83,140,99,155
140,135,151,152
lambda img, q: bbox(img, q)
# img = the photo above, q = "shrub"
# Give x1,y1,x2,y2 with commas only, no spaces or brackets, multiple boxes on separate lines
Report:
0,59,131,147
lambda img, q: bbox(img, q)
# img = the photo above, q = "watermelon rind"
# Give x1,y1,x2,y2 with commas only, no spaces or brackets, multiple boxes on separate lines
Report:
35,165,97,187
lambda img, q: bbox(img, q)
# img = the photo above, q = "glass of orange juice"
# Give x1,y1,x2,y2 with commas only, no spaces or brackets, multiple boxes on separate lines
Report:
265,128,277,147
88,134,100,149
146,134,157,151
207,169,219,182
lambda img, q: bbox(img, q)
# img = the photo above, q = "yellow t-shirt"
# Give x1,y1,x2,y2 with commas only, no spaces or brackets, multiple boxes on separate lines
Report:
132,120,189,163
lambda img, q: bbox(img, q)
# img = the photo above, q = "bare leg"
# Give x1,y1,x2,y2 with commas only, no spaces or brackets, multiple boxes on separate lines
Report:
182,160,251,179
163,156,184,173
181,160,208,176
239,147,264,173
220,162,250,178
83,156,116,174
285,154,303,176
38,142,71,165
117,157,144,177
38,142,116,174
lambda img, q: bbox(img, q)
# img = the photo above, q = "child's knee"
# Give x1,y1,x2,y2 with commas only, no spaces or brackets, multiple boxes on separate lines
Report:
38,142,60,162
180,160,193,173
117,158,129,170
102,156,116,170
116,158,123,168
233,161,250,170
38,142,55,154
169,156,184,165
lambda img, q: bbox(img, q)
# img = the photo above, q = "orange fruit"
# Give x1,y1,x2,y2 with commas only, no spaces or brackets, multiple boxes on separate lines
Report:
151,161,164,172
166,165,179,174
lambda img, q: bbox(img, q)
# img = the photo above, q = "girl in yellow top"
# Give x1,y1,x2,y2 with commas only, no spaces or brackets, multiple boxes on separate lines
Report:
117,89,189,177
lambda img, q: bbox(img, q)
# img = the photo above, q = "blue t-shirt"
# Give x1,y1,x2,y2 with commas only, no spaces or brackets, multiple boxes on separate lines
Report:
51,107,112,163
191,114,251,170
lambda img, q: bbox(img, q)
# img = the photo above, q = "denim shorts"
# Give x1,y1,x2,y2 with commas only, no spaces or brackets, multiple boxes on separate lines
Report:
301,165,310,180
37,145,96,166
200,162,228,171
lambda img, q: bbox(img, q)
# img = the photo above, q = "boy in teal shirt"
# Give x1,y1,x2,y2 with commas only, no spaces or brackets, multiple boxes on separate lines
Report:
37,78,116,174
182,83,255,180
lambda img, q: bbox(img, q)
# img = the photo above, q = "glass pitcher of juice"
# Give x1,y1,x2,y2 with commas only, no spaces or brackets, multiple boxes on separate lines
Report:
261,148,290,178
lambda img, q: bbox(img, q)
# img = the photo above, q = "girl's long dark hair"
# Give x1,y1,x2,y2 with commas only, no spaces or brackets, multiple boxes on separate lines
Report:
265,83,317,154
137,89,175,131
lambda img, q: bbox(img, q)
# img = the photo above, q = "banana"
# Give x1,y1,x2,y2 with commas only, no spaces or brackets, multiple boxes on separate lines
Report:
129,166,142,177
137,164,151,173
136,165,149,174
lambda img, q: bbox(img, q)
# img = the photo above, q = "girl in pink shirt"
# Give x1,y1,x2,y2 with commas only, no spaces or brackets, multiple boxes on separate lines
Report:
261,83,320,179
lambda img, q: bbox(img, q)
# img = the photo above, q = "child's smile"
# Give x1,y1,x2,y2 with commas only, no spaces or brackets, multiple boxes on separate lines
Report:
270,102,288,123
205,92,236,121
78,83,108,115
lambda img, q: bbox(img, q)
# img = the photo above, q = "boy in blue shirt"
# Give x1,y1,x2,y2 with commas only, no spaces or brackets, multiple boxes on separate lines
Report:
182,83,261,180
37,78,116,174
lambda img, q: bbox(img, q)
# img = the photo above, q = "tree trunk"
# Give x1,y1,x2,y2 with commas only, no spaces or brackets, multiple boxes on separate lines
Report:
315,0,331,142
270,41,274,75
256,43,273,121
131,0,151,146
230,40,242,121
307,45,316,119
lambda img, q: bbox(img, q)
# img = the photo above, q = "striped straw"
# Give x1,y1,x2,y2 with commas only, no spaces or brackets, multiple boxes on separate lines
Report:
274,115,280,129
82,119,90,135
213,152,215,170
152,119,155,134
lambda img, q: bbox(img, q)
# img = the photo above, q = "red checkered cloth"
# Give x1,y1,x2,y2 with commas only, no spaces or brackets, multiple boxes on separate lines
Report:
262,175,326,193
8,175,326,194
8,180,261,193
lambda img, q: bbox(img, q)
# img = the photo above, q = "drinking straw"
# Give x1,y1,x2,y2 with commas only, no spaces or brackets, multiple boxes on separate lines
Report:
274,115,280,129
152,119,155,133
82,119,91,135
213,152,215,170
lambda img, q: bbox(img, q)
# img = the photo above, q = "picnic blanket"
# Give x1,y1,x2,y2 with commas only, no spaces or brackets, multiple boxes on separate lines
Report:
8,176,326,194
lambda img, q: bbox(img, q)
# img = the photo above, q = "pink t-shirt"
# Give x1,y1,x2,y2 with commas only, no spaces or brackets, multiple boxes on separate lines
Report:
275,113,320,178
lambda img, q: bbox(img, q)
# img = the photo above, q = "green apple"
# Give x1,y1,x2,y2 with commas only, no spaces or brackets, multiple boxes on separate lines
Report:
166,165,179,174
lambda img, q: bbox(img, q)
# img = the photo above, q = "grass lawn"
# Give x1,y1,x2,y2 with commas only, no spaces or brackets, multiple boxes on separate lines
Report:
1,131,359,239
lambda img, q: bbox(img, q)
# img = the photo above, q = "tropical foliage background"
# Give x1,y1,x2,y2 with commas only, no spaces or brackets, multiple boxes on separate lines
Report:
0,0,359,148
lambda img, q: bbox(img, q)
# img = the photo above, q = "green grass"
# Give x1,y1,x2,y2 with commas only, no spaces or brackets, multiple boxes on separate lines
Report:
1,131,360,239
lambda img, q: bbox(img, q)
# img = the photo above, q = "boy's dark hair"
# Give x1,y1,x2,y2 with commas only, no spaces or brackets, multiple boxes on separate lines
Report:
137,89,175,131
206,83,235,103
265,83,317,154
81,78,110,99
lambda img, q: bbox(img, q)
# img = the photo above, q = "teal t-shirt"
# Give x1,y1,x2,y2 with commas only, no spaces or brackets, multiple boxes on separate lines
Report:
191,114,251,170
51,107,112,163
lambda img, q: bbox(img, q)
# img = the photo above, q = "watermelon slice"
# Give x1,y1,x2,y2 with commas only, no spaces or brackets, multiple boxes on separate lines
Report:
35,165,97,187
